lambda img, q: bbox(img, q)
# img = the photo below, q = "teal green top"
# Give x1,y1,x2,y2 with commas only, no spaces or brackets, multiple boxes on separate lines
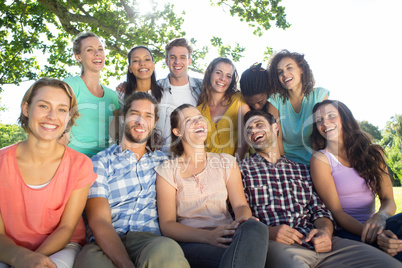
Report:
64,76,119,158
268,87,329,165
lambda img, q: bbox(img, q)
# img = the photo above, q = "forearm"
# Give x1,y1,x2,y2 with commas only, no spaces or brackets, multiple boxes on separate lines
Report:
35,225,75,256
0,234,32,265
376,199,396,220
160,220,211,244
233,205,252,220
91,220,133,268
332,210,364,236
313,217,334,237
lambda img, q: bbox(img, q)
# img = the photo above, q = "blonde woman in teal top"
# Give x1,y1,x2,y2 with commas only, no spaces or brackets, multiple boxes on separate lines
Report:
267,50,329,165
62,32,119,157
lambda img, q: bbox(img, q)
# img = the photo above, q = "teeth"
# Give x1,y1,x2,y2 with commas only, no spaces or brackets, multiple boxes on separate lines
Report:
41,124,57,129
254,134,263,141
285,78,292,82
174,67,182,70
217,83,225,86
325,127,335,133
93,60,102,63
139,69,148,72
195,128,204,133
135,128,146,133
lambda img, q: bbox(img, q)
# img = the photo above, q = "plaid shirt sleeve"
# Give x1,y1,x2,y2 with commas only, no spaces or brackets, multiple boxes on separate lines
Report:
89,152,109,199
308,188,335,225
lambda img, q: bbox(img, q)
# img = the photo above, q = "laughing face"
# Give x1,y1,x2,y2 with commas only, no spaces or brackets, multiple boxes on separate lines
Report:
210,62,234,94
75,36,105,73
166,46,192,81
124,99,156,144
23,86,71,141
276,57,303,92
314,103,342,141
128,47,155,80
173,106,207,147
245,115,278,150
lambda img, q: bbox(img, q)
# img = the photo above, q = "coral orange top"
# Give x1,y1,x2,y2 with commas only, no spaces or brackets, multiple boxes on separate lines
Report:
0,143,96,250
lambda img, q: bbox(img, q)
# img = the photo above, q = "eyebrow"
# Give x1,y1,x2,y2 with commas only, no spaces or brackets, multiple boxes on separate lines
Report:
37,99,69,107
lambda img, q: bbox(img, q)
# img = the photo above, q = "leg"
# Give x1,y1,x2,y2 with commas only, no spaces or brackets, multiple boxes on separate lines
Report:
220,220,268,268
179,242,226,268
265,241,316,268
49,242,82,268
122,232,189,268
316,237,402,268
73,242,117,268
0,262,9,268
386,213,402,261
334,228,361,241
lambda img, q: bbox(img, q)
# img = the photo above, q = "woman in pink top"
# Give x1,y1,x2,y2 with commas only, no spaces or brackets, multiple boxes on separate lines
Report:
310,99,402,261
155,104,268,268
0,78,96,268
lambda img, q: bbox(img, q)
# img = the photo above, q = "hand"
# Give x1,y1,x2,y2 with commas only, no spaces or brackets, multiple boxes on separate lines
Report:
116,82,127,93
377,230,402,257
268,224,304,245
234,216,259,225
362,213,387,244
208,221,239,248
13,251,56,268
305,228,332,253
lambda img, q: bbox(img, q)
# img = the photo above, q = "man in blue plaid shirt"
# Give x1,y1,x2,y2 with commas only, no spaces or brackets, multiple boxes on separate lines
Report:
74,92,189,268
240,110,400,267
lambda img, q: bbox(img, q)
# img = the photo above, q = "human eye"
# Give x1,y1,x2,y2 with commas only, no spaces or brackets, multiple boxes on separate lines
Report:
59,108,68,113
277,70,284,76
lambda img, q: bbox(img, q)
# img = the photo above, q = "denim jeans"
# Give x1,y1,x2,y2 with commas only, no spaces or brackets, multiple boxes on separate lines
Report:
179,220,269,268
335,212,402,261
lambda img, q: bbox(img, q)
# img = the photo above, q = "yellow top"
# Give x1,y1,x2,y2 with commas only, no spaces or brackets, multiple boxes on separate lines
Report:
197,92,245,156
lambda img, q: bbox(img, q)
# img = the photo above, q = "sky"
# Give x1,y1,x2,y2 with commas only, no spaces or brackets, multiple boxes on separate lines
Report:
1,0,401,129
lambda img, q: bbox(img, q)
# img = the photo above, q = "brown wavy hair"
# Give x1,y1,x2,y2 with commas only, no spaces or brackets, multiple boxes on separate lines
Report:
197,57,238,111
310,100,387,195
267,50,315,103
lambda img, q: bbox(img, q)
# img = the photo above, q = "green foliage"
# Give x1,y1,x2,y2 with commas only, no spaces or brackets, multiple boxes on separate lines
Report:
210,36,245,62
0,124,27,148
381,114,402,186
211,0,290,36
360,120,382,141
1,0,289,91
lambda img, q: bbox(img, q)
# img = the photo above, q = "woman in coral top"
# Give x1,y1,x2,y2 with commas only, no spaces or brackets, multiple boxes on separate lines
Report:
197,57,250,159
310,100,402,261
155,104,268,268
0,78,97,268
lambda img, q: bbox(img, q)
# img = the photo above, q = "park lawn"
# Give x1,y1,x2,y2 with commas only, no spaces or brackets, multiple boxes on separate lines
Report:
375,187,402,214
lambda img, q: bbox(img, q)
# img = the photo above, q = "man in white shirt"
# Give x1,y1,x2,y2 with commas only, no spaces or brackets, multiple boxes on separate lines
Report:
157,38,202,153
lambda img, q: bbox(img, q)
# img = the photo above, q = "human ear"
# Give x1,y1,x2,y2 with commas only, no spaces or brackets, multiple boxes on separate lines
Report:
74,54,82,62
188,57,192,66
22,102,29,117
172,128,181,137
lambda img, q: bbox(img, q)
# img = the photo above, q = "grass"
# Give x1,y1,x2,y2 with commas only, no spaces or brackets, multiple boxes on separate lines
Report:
375,187,402,214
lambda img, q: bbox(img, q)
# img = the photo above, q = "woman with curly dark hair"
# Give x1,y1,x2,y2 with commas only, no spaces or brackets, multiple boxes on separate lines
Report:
197,57,250,159
310,99,402,261
267,50,329,165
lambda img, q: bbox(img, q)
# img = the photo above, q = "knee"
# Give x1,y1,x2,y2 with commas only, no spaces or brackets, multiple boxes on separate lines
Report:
239,219,269,238
142,237,189,267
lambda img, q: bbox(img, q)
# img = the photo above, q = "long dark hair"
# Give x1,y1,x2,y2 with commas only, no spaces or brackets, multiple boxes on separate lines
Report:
170,103,194,157
267,50,315,102
123,92,163,151
310,100,387,194
124,46,163,102
197,57,238,111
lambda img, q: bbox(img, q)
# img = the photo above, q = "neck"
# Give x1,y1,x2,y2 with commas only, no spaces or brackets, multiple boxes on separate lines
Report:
169,74,189,86
19,138,62,163
81,72,101,93
180,142,206,163
288,87,304,100
136,79,152,93
326,139,347,158
208,91,225,107
121,137,148,160
256,146,281,164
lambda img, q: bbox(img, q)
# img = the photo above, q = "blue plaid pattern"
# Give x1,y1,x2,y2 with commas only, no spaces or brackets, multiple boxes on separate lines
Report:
88,144,167,240
240,154,334,249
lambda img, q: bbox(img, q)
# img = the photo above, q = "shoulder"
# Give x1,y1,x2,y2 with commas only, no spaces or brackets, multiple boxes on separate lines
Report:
267,93,283,108
91,144,119,164
157,76,170,89
312,87,330,100
63,76,80,87
215,153,236,166
148,150,169,164
281,156,311,175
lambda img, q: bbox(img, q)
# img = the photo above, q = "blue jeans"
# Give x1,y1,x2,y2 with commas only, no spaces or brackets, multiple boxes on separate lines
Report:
335,213,402,261
179,220,269,268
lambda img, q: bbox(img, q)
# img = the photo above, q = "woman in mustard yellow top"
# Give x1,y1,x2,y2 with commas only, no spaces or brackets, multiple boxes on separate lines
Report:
197,57,250,159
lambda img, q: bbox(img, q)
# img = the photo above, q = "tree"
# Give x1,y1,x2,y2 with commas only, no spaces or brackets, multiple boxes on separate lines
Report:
360,120,382,141
0,123,27,148
0,0,289,91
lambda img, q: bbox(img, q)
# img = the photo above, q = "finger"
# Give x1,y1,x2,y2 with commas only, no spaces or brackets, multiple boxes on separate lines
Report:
361,225,370,243
216,243,230,249
45,259,57,268
304,229,318,242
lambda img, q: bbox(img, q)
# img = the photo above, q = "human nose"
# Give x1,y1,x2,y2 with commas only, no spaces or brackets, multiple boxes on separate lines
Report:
46,108,57,119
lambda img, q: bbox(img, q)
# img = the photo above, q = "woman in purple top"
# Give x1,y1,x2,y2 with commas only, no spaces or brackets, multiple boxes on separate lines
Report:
310,99,402,261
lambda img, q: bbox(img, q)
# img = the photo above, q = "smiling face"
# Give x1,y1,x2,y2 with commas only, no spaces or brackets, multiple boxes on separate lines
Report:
210,62,234,94
173,106,207,146
166,46,192,80
124,99,156,144
128,47,155,80
314,103,343,141
244,93,268,111
74,36,105,73
23,86,71,141
276,57,303,92
245,115,278,150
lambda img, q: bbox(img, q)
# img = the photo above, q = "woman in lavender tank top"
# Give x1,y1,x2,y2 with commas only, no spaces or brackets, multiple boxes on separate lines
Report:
309,99,402,261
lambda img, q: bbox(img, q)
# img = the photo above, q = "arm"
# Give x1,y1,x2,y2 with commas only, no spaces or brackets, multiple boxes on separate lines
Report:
109,109,120,143
86,197,135,268
35,184,91,256
235,104,250,160
305,217,333,253
156,174,235,248
310,152,364,236
362,160,396,243
0,213,56,268
267,103,284,155
226,161,253,221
